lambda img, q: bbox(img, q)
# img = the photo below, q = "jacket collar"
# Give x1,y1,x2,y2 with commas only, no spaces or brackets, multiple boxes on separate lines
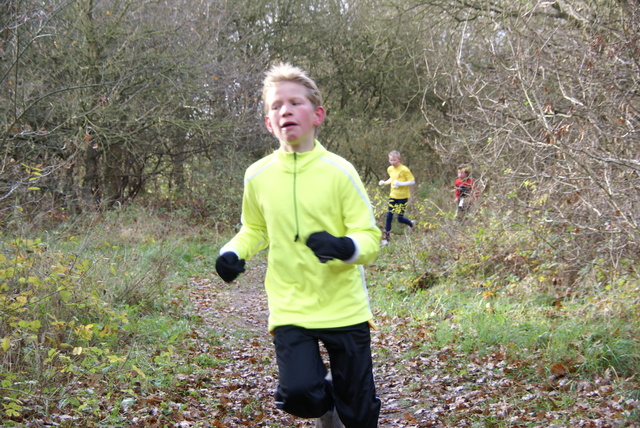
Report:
275,140,327,173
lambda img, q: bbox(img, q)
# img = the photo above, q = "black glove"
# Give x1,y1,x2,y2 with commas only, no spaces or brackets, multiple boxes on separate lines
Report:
306,231,356,263
215,252,246,282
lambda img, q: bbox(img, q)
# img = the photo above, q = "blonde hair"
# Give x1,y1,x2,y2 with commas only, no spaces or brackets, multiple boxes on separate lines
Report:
261,63,323,113
457,163,472,174
389,150,402,160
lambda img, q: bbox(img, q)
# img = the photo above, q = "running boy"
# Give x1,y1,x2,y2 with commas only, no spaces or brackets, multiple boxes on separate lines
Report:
215,63,381,428
378,150,415,246
454,163,476,216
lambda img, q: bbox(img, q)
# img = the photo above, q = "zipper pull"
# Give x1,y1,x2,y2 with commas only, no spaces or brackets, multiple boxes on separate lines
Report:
293,152,300,242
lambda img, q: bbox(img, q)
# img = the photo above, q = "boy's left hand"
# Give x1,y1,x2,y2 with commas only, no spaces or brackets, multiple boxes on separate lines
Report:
215,252,246,282
306,231,355,263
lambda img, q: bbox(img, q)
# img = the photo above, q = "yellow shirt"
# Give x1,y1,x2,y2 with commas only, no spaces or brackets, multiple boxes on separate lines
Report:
387,164,415,199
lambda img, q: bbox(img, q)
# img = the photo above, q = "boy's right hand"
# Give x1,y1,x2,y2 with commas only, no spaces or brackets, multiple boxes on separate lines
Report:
215,252,246,282
378,180,385,186
306,231,355,263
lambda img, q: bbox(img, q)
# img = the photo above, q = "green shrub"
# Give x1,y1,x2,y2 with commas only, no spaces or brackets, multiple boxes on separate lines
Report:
369,187,640,380
0,205,203,420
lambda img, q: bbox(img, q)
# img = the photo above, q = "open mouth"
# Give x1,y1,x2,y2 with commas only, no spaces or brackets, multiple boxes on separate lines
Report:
281,122,297,129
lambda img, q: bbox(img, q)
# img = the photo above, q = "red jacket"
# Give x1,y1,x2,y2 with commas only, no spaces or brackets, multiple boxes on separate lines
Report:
455,177,475,199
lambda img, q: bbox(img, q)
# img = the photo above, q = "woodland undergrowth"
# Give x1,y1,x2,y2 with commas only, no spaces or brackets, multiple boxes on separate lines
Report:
1,188,639,426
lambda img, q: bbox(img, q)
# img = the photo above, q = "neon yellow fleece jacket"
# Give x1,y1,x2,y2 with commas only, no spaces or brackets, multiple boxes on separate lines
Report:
220,141,381,332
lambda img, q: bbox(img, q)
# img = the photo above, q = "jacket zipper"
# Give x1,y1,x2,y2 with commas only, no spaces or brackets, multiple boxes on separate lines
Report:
293,153,300,242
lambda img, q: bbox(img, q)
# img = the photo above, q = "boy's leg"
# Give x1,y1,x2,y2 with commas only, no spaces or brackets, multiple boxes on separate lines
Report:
395,199,413,227
384,199,395,239
397,211,413,227
273,326,334,418
397,215,413,227
320,323,380,428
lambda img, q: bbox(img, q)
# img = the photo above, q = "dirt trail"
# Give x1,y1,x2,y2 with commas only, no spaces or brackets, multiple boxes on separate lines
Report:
188,262,637,427
187,261,426,427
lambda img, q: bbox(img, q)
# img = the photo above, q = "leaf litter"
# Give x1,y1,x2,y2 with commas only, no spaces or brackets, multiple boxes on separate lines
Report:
10,261,639,427
177,261,639,427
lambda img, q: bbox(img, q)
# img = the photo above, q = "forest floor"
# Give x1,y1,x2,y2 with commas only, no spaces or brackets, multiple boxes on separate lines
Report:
180,260,639,428
10,255,639,427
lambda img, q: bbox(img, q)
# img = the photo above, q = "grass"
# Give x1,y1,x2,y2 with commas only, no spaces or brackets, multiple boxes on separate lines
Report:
0,205,215,423
367,198,640,382
366,187,639,424
370,268,639,378
1,192,639,425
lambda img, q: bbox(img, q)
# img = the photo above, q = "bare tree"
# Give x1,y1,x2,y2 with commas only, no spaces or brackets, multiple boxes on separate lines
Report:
416,0,640,267
0,0,273,221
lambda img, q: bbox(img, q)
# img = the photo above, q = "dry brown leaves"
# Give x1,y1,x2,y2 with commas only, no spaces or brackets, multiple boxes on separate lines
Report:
178,262,639,427
12,261,639,427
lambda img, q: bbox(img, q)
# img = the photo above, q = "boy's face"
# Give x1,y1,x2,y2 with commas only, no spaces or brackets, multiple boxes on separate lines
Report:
388,155,400,167
457,169,468,179
264,81,325,152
